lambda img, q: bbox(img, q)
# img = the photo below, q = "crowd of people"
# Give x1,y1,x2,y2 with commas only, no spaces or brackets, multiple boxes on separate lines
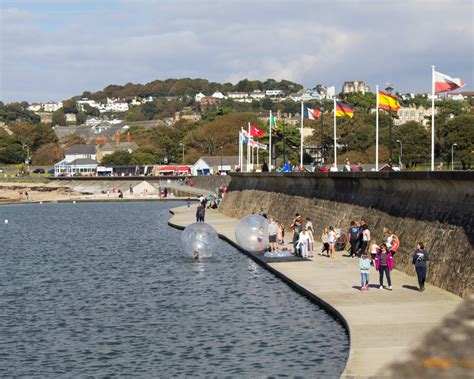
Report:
258,210,430,292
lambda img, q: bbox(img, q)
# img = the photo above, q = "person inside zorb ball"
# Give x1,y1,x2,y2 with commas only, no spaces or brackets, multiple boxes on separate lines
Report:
235,215,269,252
181,222,219,259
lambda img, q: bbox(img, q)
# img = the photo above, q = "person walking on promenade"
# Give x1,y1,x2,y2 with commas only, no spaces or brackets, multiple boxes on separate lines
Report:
360,224,371,256
277,222,285,248
369,239,379,266
196,204,205,222
298,228,311,258
305,217,314,257
320,228,330,256
375,244,394,290
268,218,278,252
328,226,337,259
413,242,429,291
348,221,360,258
389,234,400,257
291,218,303,257
359,253,371,291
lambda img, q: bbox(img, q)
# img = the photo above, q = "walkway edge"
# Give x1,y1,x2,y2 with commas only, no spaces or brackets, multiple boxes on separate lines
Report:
168,208,352,376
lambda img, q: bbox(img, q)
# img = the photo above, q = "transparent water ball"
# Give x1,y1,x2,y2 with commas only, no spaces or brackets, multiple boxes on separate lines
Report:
181,222,219,259
235,215,269,252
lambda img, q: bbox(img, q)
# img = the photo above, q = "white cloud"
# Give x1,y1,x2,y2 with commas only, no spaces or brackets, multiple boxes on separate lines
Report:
0,0,472,102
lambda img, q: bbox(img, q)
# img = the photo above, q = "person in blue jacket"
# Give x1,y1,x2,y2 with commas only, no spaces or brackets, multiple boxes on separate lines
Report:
412,242,429,291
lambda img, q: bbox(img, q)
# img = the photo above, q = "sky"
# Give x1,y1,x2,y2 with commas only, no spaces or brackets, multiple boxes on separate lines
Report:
1,0,473,102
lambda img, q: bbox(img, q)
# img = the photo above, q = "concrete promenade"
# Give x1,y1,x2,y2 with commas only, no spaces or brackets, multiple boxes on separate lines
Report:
168,205,463,378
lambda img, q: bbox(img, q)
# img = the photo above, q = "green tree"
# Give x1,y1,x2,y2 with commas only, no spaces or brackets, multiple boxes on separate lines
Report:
32,142,64,165
101,150,133,165
143,101,159,119
52,110,66,126
438,114,474,169
393,121,430,165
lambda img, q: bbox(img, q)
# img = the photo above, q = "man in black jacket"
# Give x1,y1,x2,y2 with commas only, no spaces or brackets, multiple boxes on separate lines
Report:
412,242,429,291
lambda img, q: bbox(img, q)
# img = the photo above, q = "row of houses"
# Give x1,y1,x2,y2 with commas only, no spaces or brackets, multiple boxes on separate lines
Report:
53,144,244,177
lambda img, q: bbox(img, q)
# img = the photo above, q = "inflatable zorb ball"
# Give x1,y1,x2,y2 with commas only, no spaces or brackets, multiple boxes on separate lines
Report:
235,215,269,252
181,222,219,258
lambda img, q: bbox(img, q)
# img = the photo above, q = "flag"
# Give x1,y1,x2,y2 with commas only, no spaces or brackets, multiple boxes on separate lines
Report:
434,71,466,93
378,91,400,111
249,124,265,137
335,101,354,118
270,114,278,130
303,106,321,120
249,140,268,150
240,131,248,143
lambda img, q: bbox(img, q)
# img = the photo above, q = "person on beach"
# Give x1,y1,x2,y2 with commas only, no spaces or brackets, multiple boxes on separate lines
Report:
328,226,337,258
359,253,371,291
297,227,311,258
268,218,278,252
277,222,285,248
369,239,379,266
412,242,429,291
374,244,394,290
320,228,330,256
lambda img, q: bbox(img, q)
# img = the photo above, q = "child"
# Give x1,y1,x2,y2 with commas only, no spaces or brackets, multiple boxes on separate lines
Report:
321,228,329,256
359,254,371,291
369,239,379,266
277,222,285,248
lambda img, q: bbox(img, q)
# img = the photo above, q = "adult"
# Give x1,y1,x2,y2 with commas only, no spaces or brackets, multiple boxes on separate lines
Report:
329,163,338,172
282,161,291,172
389,235,400,256
196,205,205,222
343,159,351,172
348,221,360,258
129,184,133,195
412,242,429,291
360,224,371,256
321,228,330,256
305,217,314,257
292,219,303,257
374,244,394,290
258,208,268,219
261,162,269,172
277,222,285,248
298,228,311,258
268,218,278,252
328,226,337,258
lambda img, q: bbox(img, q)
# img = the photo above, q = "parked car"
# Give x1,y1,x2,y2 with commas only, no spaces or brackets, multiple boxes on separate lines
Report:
33,168,45,174
47,169,55,175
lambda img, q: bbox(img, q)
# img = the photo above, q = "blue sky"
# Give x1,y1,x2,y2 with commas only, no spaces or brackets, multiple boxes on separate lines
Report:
1,0,473,102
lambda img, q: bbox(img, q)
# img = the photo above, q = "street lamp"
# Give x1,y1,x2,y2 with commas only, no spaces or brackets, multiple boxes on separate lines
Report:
451,143,458,171
220,146,223,175
179,143,185,163
396,139,403,168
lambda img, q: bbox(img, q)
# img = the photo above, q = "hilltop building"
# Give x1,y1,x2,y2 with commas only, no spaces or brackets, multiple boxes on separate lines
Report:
342,81,370,94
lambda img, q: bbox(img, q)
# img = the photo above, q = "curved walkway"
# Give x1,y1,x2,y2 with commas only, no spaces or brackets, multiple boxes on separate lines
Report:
168,205,462,378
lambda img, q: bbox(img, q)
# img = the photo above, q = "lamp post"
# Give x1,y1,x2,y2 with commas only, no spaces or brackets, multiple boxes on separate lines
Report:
220,146,223,175
179,143,184,163
451,143,457,171
396,139,403,168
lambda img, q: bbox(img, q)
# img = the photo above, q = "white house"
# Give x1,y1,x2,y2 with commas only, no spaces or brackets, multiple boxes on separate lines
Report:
250,90,265,100
195,92,206,102
227,92,248,99
104,98,129,112
192,156,246,175
54,144,98,177
28,103,42,112
265,89,284,97
76,98,101,111
211,91,225,99
43,101,63,112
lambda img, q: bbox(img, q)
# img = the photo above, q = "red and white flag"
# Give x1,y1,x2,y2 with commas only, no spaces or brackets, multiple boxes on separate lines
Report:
434,71,466,93
249,124,265,137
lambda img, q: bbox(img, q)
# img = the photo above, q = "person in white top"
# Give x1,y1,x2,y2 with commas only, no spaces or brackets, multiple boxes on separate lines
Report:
298,228,311,258
360,224,371,255
305,217,314,258
369,239,379,266
327,226,337,258
320,227,330,256
329,163,338,172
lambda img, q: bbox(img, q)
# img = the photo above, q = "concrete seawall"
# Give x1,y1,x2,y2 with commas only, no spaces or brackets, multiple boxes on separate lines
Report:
220,172,473,297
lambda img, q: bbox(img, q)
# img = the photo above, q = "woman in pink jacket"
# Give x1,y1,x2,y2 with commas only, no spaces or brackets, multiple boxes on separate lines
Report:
374,244,395,290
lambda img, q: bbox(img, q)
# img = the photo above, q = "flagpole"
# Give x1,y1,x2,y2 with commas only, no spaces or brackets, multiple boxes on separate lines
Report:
257,146,259,167
300,101,304,169
247,122,251,172
333,96,337,167
269,110,272,171
376,85,379,171
239,129,242,170
431,65,435,171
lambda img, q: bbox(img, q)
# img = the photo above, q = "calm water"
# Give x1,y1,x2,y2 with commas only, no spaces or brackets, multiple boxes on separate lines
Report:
0,202,348,378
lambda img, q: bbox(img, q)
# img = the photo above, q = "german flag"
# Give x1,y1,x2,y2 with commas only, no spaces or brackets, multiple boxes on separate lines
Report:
335,101,354,118
378,91,400,111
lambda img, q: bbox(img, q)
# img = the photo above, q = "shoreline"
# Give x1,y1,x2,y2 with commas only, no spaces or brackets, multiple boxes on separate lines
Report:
167,205,462,378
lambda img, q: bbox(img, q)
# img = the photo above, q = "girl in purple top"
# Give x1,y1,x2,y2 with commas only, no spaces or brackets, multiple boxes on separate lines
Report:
374,244,395,290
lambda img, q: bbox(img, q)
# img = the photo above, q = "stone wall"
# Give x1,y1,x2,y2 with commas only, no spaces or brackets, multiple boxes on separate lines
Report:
219,172,474,297
191,175,231,192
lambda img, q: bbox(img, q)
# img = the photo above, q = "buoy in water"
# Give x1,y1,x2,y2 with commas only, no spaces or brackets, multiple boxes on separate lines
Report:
4,219,8,224
73,201,76,204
